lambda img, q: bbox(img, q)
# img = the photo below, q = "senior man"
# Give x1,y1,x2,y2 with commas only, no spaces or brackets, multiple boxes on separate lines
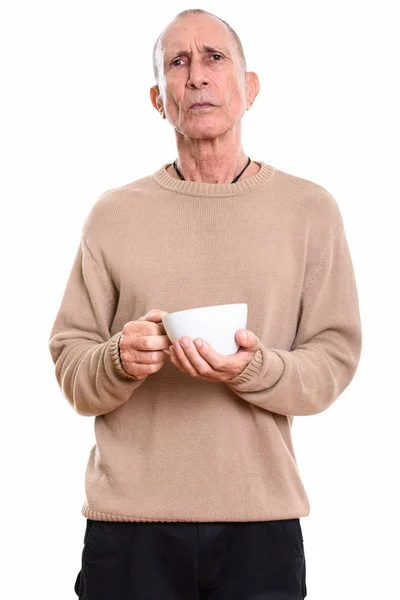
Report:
49,8,362,600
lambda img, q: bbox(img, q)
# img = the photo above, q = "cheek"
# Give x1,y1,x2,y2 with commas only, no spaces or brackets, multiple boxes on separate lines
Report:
219,81,241,108
226,87,247,117
163,89,182,115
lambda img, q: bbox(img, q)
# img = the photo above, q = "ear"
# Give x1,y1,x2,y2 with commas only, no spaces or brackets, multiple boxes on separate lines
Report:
245,71,260,110
150,85,165,118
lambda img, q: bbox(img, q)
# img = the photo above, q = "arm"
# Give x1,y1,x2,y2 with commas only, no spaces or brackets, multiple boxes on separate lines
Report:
226,226,362,416
48,236,146,417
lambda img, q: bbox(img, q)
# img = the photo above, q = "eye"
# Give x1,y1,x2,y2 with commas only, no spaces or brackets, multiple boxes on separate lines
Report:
171,54,223,67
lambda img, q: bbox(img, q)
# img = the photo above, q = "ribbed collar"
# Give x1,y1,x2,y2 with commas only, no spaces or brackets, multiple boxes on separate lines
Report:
152,160,275,197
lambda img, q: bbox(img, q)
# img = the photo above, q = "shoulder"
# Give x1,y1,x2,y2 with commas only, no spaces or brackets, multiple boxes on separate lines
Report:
81,173,154,242
273,166,344,237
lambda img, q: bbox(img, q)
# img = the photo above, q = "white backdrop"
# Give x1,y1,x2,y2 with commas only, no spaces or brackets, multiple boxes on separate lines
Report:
1,1,399,598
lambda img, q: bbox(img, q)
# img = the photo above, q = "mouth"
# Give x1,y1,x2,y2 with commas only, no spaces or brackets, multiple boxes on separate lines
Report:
190,103,215,110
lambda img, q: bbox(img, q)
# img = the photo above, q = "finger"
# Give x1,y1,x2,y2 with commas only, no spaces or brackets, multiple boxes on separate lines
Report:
139,310,168,335
190,336,251,377
169,345,187,374
189,337,235,372
175,338,214,376
171,341,202,377
140,309,168,323
133,349,167,363
132,333,170,352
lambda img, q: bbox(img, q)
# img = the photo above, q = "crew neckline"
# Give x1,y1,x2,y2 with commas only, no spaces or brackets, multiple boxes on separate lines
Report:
152,160,276,197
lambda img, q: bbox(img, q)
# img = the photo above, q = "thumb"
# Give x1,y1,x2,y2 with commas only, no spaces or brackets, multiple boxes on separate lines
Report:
236,329,260,351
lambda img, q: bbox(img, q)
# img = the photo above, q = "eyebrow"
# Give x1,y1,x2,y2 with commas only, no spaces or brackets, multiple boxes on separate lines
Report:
165,44,230,64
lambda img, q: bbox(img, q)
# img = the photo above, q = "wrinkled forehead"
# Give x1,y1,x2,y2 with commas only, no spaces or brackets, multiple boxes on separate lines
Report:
159,17,234,63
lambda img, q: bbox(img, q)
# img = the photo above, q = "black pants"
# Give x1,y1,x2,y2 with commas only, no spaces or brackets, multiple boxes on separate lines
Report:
74,518,307,599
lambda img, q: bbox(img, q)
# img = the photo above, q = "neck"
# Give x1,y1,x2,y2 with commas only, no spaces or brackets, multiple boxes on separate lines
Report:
169,130,256,183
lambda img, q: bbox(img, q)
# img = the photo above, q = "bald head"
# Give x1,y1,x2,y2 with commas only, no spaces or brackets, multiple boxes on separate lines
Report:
152,9,247,86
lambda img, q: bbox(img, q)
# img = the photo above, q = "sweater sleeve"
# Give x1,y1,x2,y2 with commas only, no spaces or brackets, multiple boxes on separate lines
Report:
226,226,362,416
48,235,146,417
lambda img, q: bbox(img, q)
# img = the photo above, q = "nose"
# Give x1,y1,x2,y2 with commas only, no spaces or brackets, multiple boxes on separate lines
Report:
186,59,209,89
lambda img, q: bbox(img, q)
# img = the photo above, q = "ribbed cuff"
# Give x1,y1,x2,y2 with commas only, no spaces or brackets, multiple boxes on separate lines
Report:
226,343,285,392
109,332,139,380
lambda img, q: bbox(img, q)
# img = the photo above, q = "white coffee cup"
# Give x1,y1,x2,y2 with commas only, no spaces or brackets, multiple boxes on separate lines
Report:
161,303,248,356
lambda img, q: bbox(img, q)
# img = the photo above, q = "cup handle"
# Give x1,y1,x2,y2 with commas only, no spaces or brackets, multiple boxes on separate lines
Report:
162,348,170,355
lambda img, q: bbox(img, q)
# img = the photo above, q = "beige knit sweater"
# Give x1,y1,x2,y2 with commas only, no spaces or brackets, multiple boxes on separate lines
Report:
48,160,362,523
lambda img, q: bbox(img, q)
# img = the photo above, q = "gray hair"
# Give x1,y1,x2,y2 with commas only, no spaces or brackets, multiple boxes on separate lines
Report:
152,9,247,85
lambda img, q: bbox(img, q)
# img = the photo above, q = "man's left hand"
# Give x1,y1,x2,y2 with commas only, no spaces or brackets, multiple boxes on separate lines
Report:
168,329,260,382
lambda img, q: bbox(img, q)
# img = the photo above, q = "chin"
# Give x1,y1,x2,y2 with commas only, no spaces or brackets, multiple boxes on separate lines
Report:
182,122,228,139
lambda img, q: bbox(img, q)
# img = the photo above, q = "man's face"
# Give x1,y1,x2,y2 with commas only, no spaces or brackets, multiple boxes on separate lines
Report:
151,14,255,139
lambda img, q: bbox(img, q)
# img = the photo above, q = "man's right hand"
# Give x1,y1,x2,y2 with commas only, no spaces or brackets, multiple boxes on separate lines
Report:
118,309,170,379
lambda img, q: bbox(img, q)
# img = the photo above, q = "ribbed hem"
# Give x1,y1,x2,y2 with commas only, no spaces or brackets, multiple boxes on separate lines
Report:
152,160,275,197
81,503,308,523
226,344,285,391
109,331,139,380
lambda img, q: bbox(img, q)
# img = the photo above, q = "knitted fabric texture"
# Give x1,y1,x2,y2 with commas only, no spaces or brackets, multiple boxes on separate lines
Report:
48,160,362,522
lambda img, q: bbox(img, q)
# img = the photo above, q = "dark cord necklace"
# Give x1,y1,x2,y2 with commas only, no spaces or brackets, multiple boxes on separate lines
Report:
172,156,252,183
